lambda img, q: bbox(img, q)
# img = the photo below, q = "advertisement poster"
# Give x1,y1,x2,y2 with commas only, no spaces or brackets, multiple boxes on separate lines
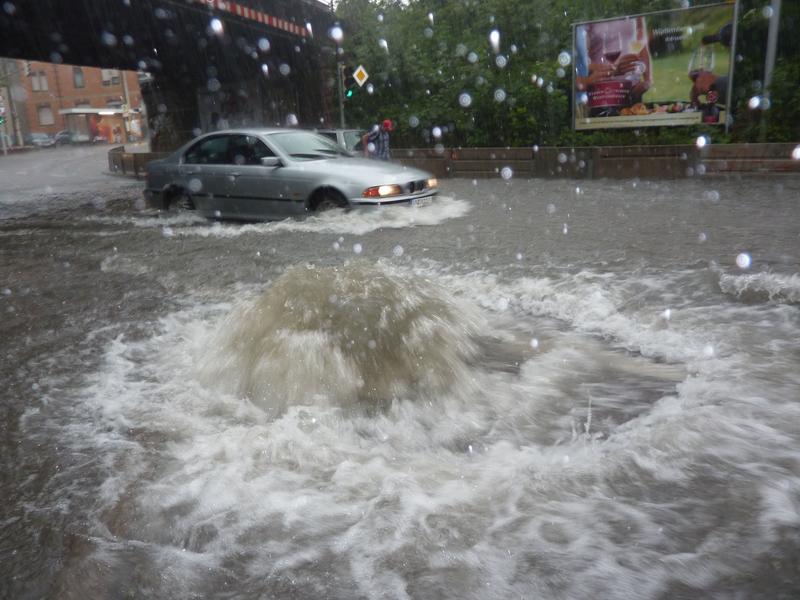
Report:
573,2,736,130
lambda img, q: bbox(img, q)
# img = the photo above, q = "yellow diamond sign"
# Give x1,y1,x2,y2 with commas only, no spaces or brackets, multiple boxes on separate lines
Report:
353,65,369,87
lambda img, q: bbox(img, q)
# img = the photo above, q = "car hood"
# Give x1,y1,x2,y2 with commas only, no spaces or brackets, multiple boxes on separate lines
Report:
299,157,433,183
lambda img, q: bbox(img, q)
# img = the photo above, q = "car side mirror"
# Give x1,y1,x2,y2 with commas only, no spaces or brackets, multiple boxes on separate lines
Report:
261,156,282,167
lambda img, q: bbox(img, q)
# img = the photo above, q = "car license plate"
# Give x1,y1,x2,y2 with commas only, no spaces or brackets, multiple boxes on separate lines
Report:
411,197,431,207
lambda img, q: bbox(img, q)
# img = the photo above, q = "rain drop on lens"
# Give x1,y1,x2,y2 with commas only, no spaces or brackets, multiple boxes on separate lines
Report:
258,38,270,52
489,29,500,53
558,51,571,67
458,92,472,107
696,135,708,148
736,253,751,269
500,167,513,180
353,243,363,255
279,63,291,76
495,55,507,68
408,116,420,128
792,145,800,160
432,126,442,139
392,245,404,257
493,89,507,102
329,26,343,42
210,18,223,34
366,83,374,95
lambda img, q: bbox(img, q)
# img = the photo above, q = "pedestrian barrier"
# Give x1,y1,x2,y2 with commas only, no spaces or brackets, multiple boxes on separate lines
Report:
107,145,168,179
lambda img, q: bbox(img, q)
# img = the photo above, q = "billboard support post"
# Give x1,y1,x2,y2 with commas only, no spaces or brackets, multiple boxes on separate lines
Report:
725,0,740,134
760,0,781,140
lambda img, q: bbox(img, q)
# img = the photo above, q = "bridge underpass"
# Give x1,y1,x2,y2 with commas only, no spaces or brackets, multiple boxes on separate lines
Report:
0,0,336,149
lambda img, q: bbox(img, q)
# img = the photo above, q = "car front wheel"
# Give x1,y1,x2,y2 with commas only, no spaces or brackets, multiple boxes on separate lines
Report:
314,190,347,212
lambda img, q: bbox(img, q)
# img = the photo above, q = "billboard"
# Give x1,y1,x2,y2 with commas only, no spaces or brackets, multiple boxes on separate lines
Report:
573,2,736,130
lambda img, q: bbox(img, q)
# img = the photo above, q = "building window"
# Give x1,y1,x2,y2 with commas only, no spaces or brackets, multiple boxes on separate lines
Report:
101,69,121,86
37,105,55,125
73,67,85,88
31,71,48,92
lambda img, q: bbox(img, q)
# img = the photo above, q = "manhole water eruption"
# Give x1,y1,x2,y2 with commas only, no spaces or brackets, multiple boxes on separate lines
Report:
198,262,482,413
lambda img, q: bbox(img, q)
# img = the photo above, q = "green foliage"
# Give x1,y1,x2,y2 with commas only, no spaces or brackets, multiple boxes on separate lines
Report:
334,0,799,147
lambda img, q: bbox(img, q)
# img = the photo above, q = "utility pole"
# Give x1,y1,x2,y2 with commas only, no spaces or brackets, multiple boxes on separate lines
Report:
121,70,131,141
330,0,345,128
338,63,345,128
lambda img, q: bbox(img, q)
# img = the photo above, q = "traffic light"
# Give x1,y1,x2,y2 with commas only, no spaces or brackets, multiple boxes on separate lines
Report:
343,66,357,99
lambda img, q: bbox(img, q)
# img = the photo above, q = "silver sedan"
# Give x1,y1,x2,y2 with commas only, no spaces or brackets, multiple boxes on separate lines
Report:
143,128,438,220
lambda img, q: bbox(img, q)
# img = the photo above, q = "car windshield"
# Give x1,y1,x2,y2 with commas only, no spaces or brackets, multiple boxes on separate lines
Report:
268,131,350,160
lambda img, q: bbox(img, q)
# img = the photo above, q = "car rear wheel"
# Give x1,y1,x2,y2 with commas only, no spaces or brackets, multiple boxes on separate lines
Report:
167,189,195,211
314,190,347,212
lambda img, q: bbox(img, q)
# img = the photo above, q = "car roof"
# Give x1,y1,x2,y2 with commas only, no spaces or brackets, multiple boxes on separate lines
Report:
205,127,330,136
316,128,363,133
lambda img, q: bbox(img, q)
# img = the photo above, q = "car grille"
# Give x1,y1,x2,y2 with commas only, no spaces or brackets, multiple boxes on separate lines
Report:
406,179,427,193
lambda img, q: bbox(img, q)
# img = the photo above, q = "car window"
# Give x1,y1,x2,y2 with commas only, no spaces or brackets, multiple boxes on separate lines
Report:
268,131,349,160
317,131,337,142
184,136,230,165
228,135,275,166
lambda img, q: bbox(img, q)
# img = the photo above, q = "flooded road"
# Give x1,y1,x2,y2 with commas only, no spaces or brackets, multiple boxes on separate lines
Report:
2,174,800,599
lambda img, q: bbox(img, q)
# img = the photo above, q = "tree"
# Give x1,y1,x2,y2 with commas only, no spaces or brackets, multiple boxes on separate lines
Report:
336,0,800,147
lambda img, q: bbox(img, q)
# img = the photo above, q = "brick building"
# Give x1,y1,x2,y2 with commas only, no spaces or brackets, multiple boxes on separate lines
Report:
1,59,144,146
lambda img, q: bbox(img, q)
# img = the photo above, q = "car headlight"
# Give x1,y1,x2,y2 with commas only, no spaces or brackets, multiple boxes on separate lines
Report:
426,178,438,189
362,184,403,198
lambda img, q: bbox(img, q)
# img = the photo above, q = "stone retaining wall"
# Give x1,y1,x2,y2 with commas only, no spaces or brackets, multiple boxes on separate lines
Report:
393,143,800,179
109,143,799,181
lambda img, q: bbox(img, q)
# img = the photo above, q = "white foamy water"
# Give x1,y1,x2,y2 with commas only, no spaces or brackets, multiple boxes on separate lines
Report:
47,256,800,598
85,196,470,238
719,271,800,304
